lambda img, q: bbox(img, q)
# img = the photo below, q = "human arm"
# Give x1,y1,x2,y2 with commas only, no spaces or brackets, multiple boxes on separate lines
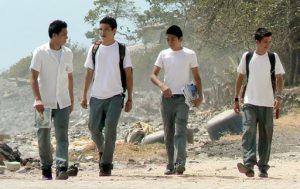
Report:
274,74,284,110
234,73,244,113
30,69,44,113
150,66,172,98
68,73,74,113
124,67,133,112
80,68,94,109
191,67,203,107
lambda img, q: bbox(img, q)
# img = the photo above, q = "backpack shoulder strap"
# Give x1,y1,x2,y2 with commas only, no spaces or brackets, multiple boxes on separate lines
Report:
268,52,276,92
92,40,102,67
118,42,126,92
245,51,254,82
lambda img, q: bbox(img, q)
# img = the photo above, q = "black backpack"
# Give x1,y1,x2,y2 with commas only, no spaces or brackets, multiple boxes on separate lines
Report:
241,51,276,98
92,41,127,93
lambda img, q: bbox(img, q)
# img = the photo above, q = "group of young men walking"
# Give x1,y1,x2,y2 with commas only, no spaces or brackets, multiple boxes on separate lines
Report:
30,16,285,180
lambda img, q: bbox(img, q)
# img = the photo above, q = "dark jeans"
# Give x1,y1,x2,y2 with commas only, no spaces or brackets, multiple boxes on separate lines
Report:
88,95,124,165
242,104,274,171
38,106,70,169
161,95,189,170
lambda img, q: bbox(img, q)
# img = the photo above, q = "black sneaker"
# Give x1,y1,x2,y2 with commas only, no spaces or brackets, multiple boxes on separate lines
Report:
42,167,52,180
258,170,268,178
175,164,186,175
99,163,113,176
237,163,254,177
56,167,69,180
164,169,176,175
67,163,79,177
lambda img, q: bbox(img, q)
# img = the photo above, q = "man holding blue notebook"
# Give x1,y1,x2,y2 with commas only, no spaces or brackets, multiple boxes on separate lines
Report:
30,20,74,180
150,25,203,175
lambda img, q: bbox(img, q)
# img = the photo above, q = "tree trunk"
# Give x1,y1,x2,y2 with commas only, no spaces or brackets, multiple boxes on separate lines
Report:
288,0,300,86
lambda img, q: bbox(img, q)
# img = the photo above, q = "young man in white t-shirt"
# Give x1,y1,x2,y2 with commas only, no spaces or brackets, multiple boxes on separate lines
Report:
151,25,203,175
30,20,74,180
234,28,285,178
80,16,133,176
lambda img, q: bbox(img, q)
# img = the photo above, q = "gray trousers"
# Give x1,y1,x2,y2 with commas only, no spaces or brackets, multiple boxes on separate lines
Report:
161,95,189,170
88,95,123,165
242,104,274,171
38,106,70,170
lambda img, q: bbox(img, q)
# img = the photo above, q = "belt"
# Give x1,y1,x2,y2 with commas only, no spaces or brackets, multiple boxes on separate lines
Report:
171,94,184,98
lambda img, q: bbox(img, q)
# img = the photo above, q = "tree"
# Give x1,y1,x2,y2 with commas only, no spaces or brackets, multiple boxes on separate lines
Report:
288,0,300,85
84,0,138,43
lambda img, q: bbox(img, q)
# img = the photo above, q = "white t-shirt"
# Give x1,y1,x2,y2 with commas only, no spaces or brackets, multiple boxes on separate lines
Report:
237,51,285,107
30,42,73,109
84,41,132,99
155,47,198,94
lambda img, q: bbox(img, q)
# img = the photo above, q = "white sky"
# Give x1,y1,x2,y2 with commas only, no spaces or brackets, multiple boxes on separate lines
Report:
0,0,148,71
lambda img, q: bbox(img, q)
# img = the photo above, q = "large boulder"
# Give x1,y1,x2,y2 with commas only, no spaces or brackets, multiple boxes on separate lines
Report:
206,109,243,141
141,129,194,145
0,142,22,163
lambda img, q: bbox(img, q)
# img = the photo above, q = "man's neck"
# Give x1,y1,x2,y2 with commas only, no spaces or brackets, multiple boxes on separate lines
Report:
50,41,61,50
171,46,183,51
102,39,115,46
255,48,268,55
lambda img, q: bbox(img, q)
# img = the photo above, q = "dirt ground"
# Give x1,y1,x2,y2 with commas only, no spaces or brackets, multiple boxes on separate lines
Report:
1,108,300,189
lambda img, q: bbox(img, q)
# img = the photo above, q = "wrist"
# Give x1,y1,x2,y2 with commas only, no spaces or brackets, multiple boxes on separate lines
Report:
275,94,283,99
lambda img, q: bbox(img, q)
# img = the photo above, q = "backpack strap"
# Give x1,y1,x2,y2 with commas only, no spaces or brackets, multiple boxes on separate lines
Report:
245,51,254,82
92,40,102,67
268,52,276,93
118,42,127,93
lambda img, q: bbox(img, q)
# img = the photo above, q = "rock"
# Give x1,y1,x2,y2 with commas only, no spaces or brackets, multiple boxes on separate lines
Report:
0,142,22,162
5,161,21,171
126,129,145,144
141,131,164,144
141,128,194,145
206,109,243,141
0,165,5,174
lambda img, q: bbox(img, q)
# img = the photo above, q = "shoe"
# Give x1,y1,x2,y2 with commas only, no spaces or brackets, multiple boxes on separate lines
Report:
99,163,113,176
258,170,268,178
237,163,254,177
164,169,176,175
175,164,186,175
56,167,69,180
67,163,79,176
42,167,52,180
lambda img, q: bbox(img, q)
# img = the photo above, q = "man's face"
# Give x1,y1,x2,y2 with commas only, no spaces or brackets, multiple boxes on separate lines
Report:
256,36,272,53
53,28,68,46
99,23,116,40
166,34,182,50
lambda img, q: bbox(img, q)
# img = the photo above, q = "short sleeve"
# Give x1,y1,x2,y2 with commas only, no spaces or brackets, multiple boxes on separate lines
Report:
66,51,73,73
190,51,198,68
274,53,285,75
30,48,42,72
237,52,247,74
154,51,163,68
84,46,94,70
123,47,133,68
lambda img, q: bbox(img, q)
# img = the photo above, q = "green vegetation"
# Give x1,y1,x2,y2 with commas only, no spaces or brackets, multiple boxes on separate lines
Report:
2,0,299,107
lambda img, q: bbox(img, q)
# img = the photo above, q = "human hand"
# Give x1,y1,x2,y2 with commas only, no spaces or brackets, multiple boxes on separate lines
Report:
125,99,132,112
34,99,44,113
80,98,88,109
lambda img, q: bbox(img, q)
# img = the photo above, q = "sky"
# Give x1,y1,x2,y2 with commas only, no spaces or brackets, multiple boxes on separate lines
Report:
0,0,148,72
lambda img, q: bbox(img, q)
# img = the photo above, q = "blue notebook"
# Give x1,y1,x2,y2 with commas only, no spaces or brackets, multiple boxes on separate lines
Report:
181,83,199,107
34,108,52,128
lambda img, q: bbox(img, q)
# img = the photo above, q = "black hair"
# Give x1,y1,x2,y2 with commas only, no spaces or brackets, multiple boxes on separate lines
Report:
100,16,117,30
254,28,272,41
48,20,67,38
166,25,183,38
